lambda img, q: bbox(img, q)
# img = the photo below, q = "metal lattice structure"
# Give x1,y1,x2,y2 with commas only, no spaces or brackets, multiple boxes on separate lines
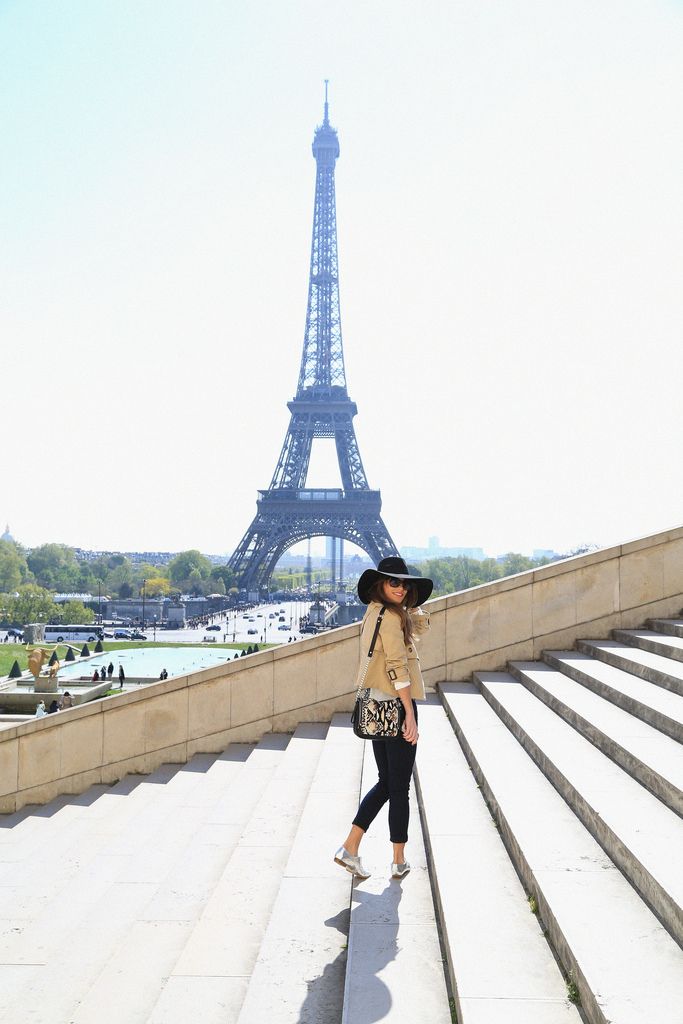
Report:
229,88,399,591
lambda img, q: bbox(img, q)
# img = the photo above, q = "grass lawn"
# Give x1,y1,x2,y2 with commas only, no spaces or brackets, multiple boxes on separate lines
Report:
0,639,275,678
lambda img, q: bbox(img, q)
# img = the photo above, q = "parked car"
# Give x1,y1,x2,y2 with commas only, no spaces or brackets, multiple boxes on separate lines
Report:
129,631,147,640
6,628,23,640
277,624,290,631
103,631,114,638
206,624,221,631
114,629,132,639
300,624,318,634
247,628,258,635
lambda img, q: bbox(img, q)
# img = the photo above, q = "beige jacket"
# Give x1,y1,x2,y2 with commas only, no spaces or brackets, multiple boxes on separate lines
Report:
356,600,430,701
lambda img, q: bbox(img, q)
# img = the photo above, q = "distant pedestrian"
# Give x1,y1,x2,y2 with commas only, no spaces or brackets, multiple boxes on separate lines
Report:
48,700,59,714
92,670,99,682
118,665,125,688
60,692,73,709
107,662,114,679
35,701,46,718
100,666,107,681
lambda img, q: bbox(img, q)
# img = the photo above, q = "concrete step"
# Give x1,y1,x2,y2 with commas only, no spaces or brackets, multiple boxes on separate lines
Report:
0,740,284,1024
647,618,683,639
612,628,683,663
415,695,579,1024
148,724,328,1024
577,639,683,695
508,661,683,815
235,716,371,1024
542,650,683,743
70,741,290,1024
0,762,210,904
475,672,683,946
0,755,232,905
440,682,683,1024
340,731,451,1024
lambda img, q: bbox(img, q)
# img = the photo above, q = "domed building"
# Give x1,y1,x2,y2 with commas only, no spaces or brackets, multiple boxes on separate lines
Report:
1,523,14,543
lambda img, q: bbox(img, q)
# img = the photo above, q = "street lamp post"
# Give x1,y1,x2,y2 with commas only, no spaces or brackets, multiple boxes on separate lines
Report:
141,579,146,631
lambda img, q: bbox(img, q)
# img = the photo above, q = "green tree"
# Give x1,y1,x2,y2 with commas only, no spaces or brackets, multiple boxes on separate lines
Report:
145,576,172,597
108,558,134,598
59,600,95,624
210,564,237,591
499,553,536,576
26,543,80,591
416,551,560,599
168,550,212,591
0,540,28,592
4,584,59,625
132,562,168,590
187,568,204,596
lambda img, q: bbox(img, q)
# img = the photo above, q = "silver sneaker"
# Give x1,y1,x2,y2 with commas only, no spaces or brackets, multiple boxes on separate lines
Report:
391,861,411,880
334,846,371,879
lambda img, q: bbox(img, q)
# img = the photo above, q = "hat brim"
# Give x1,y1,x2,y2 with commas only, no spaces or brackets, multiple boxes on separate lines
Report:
357,569,433,606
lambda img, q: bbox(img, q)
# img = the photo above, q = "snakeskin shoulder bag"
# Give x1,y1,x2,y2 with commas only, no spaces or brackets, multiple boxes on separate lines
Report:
351,606,406,740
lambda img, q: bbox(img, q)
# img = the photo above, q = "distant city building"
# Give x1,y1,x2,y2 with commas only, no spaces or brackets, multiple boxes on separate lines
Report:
72,548,230,566
401,540,487,562
532,549,561,561
1,523,14,544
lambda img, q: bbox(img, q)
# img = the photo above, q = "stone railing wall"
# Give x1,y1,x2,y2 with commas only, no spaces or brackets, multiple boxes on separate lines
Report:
1,525,681,814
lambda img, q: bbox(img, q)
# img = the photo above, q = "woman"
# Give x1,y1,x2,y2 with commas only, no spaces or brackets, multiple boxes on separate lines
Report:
335,556,433,881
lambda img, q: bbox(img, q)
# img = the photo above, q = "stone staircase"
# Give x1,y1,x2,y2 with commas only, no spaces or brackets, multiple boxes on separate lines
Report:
0,716,450,1024
0,617,681,1023
417,615,683,1024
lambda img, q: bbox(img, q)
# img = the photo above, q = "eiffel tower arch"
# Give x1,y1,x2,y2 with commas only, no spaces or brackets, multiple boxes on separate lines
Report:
229,87,399,592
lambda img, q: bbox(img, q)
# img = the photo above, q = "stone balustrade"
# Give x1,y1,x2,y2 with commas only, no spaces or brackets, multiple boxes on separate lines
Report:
1,524,682,814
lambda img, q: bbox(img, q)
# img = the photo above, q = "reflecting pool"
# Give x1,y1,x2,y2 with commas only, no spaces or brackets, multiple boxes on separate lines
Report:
56,646,244,681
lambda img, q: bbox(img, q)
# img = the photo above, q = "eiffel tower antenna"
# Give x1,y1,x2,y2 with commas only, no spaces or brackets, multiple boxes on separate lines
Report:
228,92,399,592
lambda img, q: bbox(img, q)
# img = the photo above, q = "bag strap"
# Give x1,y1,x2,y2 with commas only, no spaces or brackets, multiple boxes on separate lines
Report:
366,605,386,657
354,606,386,701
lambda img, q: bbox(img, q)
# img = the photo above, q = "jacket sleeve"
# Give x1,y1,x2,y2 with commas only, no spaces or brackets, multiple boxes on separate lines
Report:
409,607,431,638
379,611,410,686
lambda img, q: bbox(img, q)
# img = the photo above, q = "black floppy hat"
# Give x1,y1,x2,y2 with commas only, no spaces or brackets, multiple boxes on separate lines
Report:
357,556,433,607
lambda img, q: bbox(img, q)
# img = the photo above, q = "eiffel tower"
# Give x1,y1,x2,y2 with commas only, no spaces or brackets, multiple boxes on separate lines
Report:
229,88,399,592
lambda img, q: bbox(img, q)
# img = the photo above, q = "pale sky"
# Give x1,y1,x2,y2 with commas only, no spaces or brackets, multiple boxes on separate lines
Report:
2,0,681,559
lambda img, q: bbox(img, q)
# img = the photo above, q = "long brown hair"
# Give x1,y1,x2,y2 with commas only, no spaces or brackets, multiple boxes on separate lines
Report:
368,579,418,646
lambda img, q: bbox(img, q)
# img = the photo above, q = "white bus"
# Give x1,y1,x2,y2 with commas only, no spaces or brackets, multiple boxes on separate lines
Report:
44,624,104,643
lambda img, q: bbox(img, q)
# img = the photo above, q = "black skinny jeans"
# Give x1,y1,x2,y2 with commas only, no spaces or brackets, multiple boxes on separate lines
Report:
352,701,418,844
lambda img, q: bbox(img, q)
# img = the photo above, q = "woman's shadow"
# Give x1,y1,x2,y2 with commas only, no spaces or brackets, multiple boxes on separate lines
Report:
297,882,403,1024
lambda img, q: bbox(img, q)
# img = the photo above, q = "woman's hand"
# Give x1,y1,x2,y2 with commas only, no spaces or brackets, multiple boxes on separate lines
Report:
402,711,418,745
